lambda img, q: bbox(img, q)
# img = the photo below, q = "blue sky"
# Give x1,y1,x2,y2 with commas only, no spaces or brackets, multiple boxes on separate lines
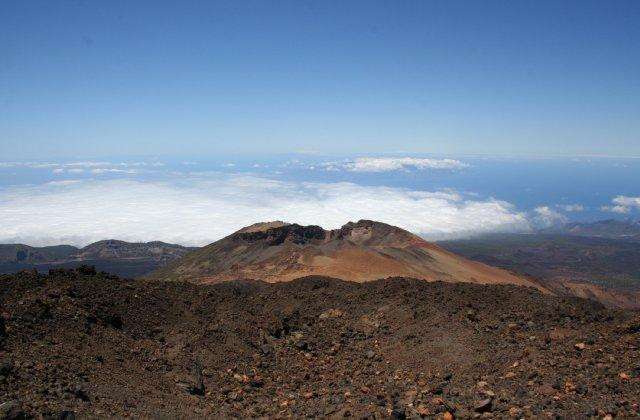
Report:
1,0,639,159
1,2,639,245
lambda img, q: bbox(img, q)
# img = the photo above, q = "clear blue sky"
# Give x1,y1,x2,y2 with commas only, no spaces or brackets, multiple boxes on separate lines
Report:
1,0,639,159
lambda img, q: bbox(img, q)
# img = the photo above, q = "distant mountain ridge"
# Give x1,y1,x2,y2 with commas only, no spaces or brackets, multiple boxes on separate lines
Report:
540,219,640,239
145,219,546,292
0,244,78,265
439,233,640,309
0,240,195,277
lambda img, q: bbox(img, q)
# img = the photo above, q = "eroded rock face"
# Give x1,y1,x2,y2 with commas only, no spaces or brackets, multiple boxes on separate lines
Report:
234,220,408,247
335,219,381,236
236,224,326,246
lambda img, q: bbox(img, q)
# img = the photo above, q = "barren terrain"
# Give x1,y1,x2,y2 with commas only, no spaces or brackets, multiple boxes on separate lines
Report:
1,268,639,418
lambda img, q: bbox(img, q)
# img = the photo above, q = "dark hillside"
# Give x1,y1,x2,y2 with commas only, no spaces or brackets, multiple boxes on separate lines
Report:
0,240,194,278
439,234,640,308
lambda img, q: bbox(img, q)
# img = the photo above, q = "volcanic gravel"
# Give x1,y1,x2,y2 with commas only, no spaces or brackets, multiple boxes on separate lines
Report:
1,268,639,419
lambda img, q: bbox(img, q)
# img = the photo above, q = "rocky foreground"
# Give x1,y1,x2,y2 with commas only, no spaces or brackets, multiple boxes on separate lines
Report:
1,268,639,419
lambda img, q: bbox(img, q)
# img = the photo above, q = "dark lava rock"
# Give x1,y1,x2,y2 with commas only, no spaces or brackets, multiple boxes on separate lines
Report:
391,408,406,419
178,366,205,396
294,340,308,351
260,344,273,355
0,360,12,376
238,224,326,246
71,384,89,402
76,265,97,276
55,411,76,420
0,400,24,420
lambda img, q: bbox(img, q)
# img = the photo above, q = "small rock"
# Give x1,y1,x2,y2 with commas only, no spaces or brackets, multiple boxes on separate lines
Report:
619,372,630,381
233,373,249,383
564,382,577,393
417,404,431,416
443,412,454,420
575,342,586,351
260,344,273,355
176,367,205,396
366,350,376,359
319,309,343,320
474,397,492,413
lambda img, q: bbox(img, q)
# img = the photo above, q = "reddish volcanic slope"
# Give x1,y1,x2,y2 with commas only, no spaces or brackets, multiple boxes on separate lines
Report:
146,220,547,292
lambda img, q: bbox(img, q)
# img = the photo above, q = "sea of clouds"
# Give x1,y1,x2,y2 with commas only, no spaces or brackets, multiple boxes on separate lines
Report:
313,157,468,172
0,174,531,247
1,157,634,247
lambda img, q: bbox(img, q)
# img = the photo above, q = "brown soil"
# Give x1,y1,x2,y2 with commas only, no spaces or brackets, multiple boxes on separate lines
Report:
1,268,639,419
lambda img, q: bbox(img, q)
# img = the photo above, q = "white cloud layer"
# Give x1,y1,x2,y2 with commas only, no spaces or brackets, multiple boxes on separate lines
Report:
533,206,568,227
0,160,166,177
317,157,468,172
601,195,640,214
0,176,529,247
90,168,140,174
0,161,164,169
